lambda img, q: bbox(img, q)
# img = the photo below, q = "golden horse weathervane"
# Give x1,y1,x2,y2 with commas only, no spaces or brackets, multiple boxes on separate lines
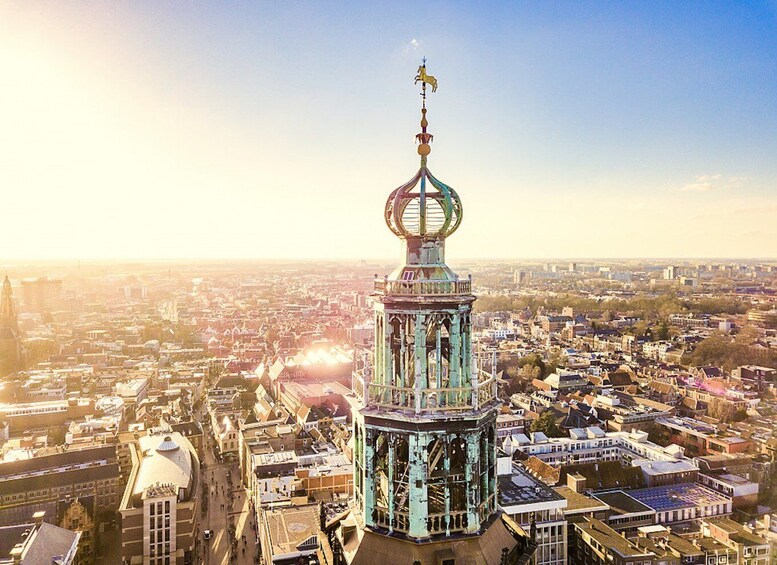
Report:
414,59,435,160
415,61,438,93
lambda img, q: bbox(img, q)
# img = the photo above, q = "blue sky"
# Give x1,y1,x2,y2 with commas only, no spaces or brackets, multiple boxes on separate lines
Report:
1,1,776,259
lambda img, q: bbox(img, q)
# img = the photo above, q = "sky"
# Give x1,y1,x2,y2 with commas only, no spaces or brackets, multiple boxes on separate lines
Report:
1,1,776,260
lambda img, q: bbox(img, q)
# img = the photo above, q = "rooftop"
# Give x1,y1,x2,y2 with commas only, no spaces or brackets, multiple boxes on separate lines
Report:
498,465,565,510
131,433,196,503
628,483,730,512
0,521,80,565
704,517,769,546
554,486,610,514
632,458,698,476
262,503,319,557
576,518,654,559
253,450,299,467
594,491,653,516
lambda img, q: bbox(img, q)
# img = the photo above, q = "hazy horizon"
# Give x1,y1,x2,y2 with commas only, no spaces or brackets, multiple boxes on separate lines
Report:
2,2,776,260
1,255,776,266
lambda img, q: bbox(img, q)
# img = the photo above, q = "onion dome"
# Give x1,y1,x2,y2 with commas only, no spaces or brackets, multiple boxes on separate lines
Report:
384,162,462,240
384,61,462,241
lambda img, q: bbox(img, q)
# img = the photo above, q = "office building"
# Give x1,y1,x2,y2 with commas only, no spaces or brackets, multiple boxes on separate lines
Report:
118,432,199,565
20,278,63,313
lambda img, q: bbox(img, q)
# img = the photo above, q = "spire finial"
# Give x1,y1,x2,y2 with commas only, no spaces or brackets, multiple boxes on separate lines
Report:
385,62,462,242
414,59,437,164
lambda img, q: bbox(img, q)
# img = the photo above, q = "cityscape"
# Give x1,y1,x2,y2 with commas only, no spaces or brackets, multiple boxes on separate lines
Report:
2,3,777,565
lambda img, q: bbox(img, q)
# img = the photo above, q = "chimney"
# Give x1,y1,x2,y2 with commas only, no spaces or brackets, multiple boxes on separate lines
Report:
567,473,587,494
32,511,45,526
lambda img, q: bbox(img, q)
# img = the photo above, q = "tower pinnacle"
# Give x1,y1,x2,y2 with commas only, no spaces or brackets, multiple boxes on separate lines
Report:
414,58,437,161
384,61,461,248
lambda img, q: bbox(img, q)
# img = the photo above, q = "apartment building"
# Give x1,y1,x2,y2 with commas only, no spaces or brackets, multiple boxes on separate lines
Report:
508,427,687,468
657,417,754,456
572,518,662,565
498,462,568,565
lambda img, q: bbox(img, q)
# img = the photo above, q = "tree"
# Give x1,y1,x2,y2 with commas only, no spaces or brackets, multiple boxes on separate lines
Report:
518,354,547,378
546,351,566,378
629,320,649,337
47,425,67,446
505,364,540,395
473,295,520,313
707,397,736,422
731,409,749,423
734,326,759,346
240,392,256,411
655,321,670,341
265,327,280,348
499,353,543,396
684,333,777,372
530,410,563,438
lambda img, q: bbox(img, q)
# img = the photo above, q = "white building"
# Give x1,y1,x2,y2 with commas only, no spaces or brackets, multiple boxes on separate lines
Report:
508,427,688,468
115,378,150,405
497,460,567,565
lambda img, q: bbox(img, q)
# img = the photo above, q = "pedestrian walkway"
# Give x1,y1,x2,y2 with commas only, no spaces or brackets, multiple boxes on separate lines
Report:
197,422,260,564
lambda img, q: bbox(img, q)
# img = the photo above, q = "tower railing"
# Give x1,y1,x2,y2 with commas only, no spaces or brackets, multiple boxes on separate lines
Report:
374,277,471,296
361,369,497,414
372,507,470,536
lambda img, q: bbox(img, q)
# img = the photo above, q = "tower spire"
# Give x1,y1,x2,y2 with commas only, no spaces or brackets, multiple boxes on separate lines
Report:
414,58,437,165
384,61,461,273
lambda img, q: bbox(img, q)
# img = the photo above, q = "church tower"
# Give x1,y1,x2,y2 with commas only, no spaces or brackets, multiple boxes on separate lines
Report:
332,62,534,565
0,276,18,333
0,276,22,377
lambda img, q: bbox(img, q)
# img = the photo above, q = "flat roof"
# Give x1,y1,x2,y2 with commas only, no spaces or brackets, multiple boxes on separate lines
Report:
628,483,729,512
253,450,299,466
554,486,610,513
633,459,698,476
576,518,653,558
498,468,564,508
594,491,653,516
262,503,319,557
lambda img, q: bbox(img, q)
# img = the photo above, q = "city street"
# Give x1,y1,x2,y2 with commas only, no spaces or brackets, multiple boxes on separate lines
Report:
200,429,259,565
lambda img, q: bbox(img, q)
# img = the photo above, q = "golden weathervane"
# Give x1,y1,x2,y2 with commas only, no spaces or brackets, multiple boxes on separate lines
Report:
414,58,438,92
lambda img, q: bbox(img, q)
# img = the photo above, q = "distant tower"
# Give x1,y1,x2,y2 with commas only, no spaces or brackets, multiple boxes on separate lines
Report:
0,276,22,376
339,61,534,564
0,276,18,333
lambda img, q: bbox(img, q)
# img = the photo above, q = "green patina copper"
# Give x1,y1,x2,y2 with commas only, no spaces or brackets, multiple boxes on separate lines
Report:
354,61,499,542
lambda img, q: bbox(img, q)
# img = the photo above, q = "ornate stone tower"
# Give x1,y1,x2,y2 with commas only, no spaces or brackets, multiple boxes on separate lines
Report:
0,276,22,377
351,61,499,542
0,276,18,333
